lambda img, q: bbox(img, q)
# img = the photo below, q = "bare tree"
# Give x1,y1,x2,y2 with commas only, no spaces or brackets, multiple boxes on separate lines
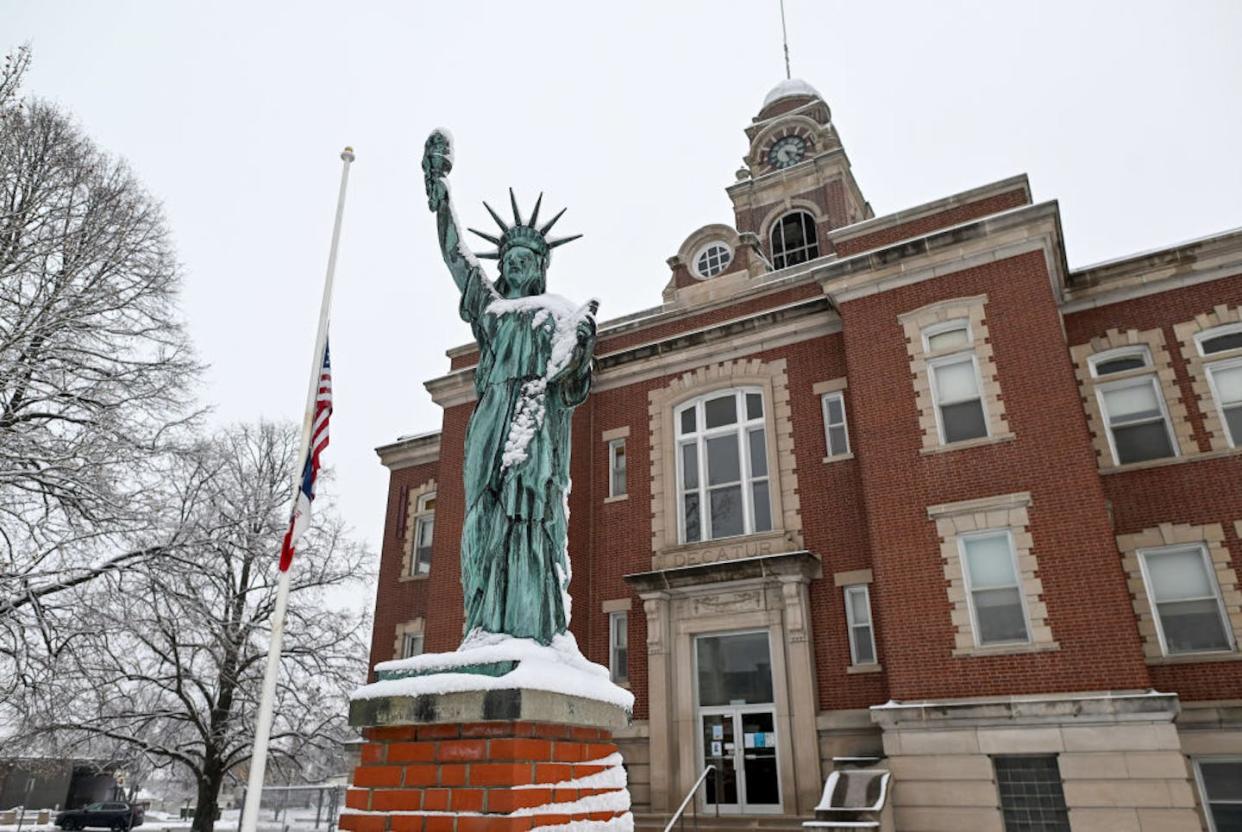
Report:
0,44,201,682
25,422,370,832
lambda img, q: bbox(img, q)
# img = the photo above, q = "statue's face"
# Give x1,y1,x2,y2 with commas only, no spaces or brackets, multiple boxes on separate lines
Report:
500,245,544,296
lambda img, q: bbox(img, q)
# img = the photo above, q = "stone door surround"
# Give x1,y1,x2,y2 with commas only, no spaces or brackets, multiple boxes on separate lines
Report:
625,551,822,816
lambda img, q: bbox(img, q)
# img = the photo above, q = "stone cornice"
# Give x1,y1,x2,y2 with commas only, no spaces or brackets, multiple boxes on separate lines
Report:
375,432,441,471
828,174,1031,246
623,550,822,595
818,201,1068,304
1061,225,1242,312
725,148,853,207
870,690,1180,729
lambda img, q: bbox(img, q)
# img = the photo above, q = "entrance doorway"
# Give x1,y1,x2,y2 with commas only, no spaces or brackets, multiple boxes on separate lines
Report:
695,631,782,814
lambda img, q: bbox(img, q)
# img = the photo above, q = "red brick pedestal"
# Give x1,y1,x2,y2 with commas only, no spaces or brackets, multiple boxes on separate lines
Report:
342,689,631,832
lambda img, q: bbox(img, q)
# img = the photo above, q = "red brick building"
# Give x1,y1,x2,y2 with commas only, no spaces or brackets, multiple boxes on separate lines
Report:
366,79,1242,831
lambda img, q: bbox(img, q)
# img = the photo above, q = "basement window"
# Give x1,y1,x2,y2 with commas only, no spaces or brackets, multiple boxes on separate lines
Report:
993,755,1070,832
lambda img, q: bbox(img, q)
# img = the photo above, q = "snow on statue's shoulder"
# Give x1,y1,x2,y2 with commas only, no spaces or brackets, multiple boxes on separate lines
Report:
354,630,634,711
762,77,822,108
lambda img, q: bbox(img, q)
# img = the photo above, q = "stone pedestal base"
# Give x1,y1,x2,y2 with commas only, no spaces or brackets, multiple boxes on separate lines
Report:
342,689,632,832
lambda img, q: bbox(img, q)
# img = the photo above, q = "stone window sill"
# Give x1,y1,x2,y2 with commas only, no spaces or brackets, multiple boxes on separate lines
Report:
1146,649,1242,666
604,493,629,504
920,432,1016,456
1101,446,1242,475
952,640,1060,659
823,452,855,464
846,663,882,675
399,573,431,583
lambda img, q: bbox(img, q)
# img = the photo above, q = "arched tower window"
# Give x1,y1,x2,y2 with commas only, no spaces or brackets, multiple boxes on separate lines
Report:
769,211,819,270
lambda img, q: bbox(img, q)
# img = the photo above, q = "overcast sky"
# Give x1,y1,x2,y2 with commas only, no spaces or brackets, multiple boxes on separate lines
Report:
8,1,1242,596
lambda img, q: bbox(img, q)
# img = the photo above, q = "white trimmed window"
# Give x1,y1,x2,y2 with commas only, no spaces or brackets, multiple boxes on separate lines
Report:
410,492,436,576
401,631,424,659
1197,323,1242,357
1138,544,1234,655
769,211,819,270
843,585,876,665
608,438,627,498
960,531,1030,646
1195,758,1242,832
928,351,988,444
821,392,850,457
1206,361,1242,448
609,611,629,685
1088,346,1178,465
694,243,733,278
675,388,772,543
1197,325,1242,448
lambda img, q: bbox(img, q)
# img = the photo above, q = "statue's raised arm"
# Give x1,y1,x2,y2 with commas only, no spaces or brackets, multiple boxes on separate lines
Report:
422,129,478,293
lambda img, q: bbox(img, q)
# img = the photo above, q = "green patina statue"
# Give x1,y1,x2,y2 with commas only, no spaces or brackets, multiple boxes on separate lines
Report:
422,129,597,648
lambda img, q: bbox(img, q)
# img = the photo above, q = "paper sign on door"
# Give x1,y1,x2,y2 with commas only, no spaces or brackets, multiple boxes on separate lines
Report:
743,734,756,749
711,741,723,756
711,724,724,740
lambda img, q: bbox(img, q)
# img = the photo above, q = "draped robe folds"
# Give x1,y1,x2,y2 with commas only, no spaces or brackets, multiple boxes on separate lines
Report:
457,269,592,645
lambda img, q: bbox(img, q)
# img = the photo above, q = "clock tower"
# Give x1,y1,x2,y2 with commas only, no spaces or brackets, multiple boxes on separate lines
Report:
727,78,871,268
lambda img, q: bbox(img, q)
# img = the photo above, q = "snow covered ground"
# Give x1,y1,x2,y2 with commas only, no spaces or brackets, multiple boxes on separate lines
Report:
0,808,342,832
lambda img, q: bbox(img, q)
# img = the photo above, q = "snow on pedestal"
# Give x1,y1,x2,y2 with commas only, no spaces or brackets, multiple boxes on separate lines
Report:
344,635,635,832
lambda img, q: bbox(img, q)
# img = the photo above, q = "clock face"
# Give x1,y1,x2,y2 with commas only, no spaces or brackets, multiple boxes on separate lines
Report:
768,135,808,169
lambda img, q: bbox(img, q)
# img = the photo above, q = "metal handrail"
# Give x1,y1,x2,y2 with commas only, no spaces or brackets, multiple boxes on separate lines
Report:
663,765,716,832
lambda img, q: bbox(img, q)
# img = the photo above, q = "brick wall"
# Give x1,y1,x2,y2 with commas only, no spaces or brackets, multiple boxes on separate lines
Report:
368,458,441,678
372,252,1242,716
837,249,1150,699
1064,275,1242,701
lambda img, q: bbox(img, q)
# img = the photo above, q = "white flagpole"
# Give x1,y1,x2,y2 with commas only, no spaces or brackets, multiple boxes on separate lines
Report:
239,146,355,832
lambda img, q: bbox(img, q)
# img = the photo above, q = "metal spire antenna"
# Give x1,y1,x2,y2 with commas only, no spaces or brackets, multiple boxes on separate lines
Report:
779,0,792,79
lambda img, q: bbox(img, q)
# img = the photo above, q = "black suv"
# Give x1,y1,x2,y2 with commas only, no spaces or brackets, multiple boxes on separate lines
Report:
54,802,144,831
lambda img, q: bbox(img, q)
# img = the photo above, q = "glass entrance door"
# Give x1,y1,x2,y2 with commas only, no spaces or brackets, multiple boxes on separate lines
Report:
699,708,781,813
695,631,782,814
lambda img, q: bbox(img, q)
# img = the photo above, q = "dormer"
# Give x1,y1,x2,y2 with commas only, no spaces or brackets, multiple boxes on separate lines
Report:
728,80,872,271
661,223,768,305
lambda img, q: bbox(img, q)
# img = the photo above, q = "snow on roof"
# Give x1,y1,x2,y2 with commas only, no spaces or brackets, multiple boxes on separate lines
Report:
762,78,822,108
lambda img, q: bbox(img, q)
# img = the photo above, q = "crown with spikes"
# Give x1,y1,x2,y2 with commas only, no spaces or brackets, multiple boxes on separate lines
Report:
468,189,582,261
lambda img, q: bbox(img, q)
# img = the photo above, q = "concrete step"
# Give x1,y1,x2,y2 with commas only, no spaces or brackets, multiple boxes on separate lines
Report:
633,812,807,832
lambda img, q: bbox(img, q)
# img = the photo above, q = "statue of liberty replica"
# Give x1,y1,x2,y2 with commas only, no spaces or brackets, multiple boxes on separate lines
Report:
421,129,598,651
348,132,631,832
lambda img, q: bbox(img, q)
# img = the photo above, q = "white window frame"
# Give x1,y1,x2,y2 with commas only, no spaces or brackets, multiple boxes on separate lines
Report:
674,387,771,543
958,530,1031,648
821,391,850,458
1094,375,1178,466
693,242,733,279
410,491,436,577
402,632,424,659
1088,344,1153,378
1195,322,1242,356
927,352,990,445
608,438,627,498
769,210,819,270
1137,543,1235,657
1193,756,1242,832
922,319,972,354
609,610,629,685
1205,356,1242,449
843,585,877,666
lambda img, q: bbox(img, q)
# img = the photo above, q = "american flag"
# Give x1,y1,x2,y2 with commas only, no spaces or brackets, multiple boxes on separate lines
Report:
280,339,332,572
